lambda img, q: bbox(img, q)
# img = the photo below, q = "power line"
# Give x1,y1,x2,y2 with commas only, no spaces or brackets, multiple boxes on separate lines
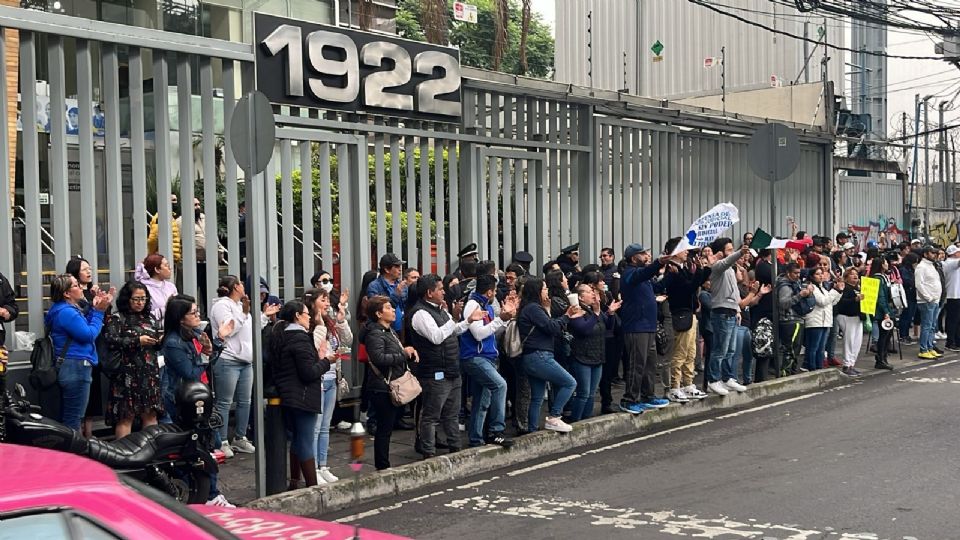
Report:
689,0,956,60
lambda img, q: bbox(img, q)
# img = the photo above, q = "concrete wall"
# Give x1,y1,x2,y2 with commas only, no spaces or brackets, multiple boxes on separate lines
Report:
676,83,829,129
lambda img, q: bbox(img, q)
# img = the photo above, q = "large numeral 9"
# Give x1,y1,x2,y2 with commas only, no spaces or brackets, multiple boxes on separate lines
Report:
414,51,461,116
305,30,360,103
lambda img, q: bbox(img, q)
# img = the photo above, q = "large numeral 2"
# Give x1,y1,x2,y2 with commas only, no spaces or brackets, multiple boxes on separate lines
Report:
361,42,414,111
414,51,461,116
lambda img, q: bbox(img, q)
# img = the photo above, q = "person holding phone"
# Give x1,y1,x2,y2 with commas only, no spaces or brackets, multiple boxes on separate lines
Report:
104,281,164,438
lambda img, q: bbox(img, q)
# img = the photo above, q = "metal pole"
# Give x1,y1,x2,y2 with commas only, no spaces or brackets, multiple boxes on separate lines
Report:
770,125,780,375
924,98,930,237
721,46,726,117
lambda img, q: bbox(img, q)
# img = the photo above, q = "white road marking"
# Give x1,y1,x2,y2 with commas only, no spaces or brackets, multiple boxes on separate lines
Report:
444,492,894,540
334,370,941,525
897,358,960,374
896,377,960,384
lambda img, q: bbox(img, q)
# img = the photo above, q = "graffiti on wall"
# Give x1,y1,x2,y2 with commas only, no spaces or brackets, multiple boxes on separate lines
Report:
847,217,908,250
929,218,959,248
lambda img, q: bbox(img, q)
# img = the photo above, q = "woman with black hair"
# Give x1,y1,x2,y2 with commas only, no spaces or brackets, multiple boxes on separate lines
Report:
870,257,896,370
517,277,581,433
271,300,331,489
160,295,235,507
103,280,164,438
66,256,109,438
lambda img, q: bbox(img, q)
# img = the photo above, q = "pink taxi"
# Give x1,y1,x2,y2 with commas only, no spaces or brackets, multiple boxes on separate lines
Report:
0,443,406,540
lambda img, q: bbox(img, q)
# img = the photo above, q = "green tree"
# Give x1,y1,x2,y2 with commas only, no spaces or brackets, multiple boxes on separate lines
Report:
396,0,554,79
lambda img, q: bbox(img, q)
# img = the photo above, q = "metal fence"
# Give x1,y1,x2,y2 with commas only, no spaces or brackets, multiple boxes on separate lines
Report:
1,7,834,364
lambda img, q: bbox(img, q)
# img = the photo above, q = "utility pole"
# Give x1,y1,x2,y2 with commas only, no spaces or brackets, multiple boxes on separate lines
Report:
924,97,931,235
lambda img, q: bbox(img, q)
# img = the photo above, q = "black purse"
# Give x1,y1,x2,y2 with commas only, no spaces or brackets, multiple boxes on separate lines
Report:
672,309,694,333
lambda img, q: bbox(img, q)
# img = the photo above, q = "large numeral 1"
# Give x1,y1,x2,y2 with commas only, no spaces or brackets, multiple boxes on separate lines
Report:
305,30,360,103
261,24,303,97
414,51,462,116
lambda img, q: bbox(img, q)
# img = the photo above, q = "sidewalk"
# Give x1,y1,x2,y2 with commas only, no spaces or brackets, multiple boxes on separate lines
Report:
222,337,931,510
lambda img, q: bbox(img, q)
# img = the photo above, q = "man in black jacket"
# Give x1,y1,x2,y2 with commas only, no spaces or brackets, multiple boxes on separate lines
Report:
0,271,18,345
661,238,710,403
405,274,484,458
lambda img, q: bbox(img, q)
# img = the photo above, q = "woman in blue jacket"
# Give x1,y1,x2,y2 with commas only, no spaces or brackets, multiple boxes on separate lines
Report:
45,274,113,431
517,277,582,434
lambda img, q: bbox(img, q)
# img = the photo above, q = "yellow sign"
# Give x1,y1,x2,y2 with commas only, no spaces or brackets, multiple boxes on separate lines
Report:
860,276,880,315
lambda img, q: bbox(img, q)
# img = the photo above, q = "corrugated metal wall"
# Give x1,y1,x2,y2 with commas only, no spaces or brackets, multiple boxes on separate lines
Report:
555,0,846,99
838,176,904,229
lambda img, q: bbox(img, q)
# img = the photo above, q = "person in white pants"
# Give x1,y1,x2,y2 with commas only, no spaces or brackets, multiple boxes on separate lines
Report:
834,268,865,376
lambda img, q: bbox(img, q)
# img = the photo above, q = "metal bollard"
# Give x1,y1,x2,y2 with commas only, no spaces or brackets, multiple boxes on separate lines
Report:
264,397,287,495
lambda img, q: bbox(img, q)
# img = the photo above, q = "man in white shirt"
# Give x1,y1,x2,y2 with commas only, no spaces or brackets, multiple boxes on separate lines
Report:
405,274,484,458
915,246,944,359
941,245,960,352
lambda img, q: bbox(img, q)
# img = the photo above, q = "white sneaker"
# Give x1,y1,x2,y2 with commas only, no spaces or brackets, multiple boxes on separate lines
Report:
707,381,730,396
314,473,329,485
205,494,236,507
544,416,573,433
336,421,352,431
668,388,690,403
936,332,947,340
683,385,708,399
723,379,747,393
318,467,339,483
230,437,255,454
219,441,234,459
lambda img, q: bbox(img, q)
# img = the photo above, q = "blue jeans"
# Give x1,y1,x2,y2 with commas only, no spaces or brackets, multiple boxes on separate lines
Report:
900,300,917,339
58,359,93,431
803,327,829,370
283,406,318,461
919,302,938,352
708,312,738,383
522,350,576,431
313,378,337,466
568,361,601,421
733,326,754,384
213,358,253,442
461,356,507,446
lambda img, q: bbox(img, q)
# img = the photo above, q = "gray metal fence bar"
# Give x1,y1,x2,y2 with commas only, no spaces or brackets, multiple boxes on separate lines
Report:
448,142,460,265
280,139,296,301
514,159,524,254
490,93,500,139
575,105,596,259
419,136,431,270
222,60,240,277
548,102,559,256
177,54,196,296
599,122,611,250
435,139,446,273
478,152,490,259
622,128,634,247
500,158,511,268
389,134,401,254
102,42,125,288
559,150,570,248
374,132,386,260
20,31,43,333
336,143,352,282
300,140,314,283
264,153,279,293
503,94,514,141
351,136,372,289
632,129,642,242
153,52,174,266
76,38,98,278
611,124,623,254
47,34,69,269
404,136,417,269
0,27,14,346
129,47,148,263
489,155,500,266
199,57,218,298
318,143,333,286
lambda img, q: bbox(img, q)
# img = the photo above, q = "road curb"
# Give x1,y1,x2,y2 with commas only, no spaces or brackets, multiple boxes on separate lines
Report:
247,367,855,516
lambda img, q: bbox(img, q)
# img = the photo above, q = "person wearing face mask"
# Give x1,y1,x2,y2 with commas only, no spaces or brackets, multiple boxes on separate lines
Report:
311,269,335,293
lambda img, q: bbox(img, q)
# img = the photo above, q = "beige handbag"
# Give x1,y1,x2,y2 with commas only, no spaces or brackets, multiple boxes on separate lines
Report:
366,331,422,406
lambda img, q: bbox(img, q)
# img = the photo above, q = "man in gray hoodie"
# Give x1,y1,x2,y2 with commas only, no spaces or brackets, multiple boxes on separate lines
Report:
706,238,750,396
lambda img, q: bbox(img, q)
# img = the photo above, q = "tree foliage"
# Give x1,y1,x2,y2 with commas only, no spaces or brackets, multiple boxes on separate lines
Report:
396,0,554,79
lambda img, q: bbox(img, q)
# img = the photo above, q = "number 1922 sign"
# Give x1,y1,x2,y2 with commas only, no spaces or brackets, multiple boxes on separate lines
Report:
255,14,462,120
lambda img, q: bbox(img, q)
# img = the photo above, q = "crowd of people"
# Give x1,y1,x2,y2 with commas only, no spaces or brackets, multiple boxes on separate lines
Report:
3,213,959,502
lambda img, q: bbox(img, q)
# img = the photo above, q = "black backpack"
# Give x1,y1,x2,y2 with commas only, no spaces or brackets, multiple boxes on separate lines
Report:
29,326,72,390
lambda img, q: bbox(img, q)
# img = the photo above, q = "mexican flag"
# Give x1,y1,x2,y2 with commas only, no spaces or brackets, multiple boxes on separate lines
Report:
749,227,813,251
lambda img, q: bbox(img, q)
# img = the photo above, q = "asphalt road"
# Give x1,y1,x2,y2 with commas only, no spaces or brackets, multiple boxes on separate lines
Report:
328,358,960,540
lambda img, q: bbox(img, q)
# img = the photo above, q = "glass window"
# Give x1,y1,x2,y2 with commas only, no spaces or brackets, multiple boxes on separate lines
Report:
71,516,121,540
0,513,71,539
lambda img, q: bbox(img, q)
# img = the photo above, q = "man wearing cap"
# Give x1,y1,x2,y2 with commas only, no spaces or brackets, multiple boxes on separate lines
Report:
557,243,580,276
367,253,409,333
452,243,479,280
941,245,960,352
617,243,671,414
915,246,944,359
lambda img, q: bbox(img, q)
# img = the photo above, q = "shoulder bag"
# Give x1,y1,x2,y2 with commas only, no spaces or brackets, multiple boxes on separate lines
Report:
367,331,422,406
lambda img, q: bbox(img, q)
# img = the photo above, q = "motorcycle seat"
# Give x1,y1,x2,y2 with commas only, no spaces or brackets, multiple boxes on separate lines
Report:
85,423,193,469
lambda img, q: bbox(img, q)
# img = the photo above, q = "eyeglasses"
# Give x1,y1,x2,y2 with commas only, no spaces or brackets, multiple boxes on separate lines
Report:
130,296,148,303
187,309,200,316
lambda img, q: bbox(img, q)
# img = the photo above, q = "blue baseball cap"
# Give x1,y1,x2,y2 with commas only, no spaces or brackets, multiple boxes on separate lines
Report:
624,243,649,259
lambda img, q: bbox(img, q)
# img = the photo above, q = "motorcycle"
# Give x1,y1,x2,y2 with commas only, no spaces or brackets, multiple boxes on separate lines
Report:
1,360,223,504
